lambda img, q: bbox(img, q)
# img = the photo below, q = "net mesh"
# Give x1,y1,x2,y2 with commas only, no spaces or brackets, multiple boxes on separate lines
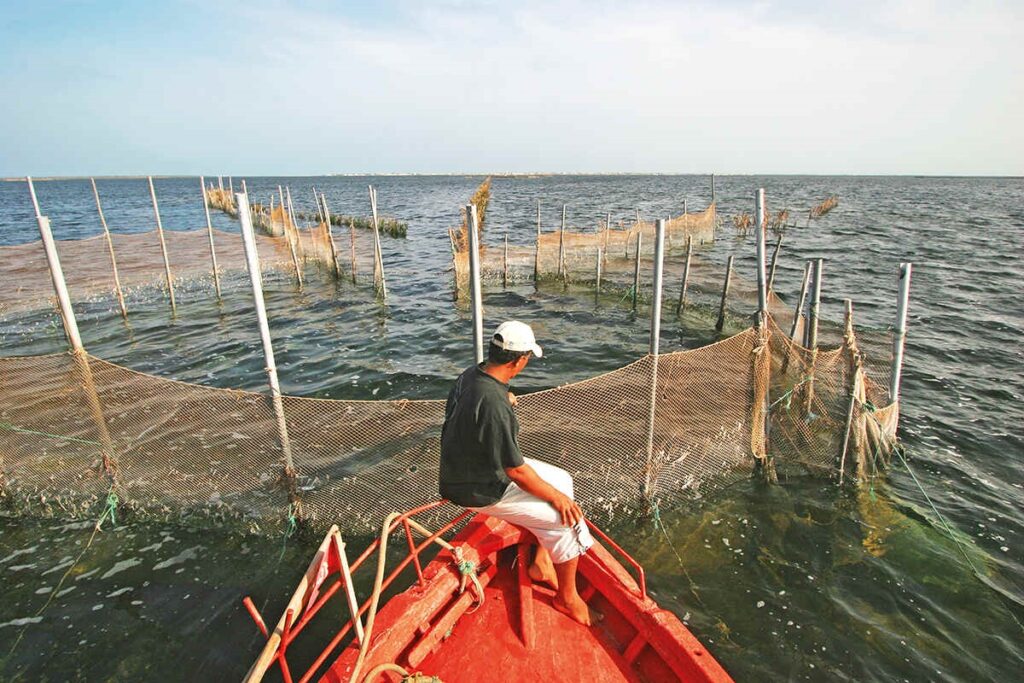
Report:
0,217,387,317
0,315,899,534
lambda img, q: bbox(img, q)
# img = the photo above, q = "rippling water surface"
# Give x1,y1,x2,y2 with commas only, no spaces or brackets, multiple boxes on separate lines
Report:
1,175,1021,681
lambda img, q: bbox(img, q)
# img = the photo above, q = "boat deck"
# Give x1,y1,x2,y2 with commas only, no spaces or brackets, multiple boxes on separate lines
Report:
416,564,639,682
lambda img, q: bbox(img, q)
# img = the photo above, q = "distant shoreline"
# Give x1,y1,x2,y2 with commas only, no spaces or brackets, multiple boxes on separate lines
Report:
5,172,1021,181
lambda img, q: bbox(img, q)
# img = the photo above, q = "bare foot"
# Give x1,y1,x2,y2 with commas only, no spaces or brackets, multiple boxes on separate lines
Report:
528,563,558,589
552,596,592,626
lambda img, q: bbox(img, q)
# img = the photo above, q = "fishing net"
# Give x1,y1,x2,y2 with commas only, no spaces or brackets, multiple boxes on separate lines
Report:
0,215,388,318
0,228,299,317
0,314,898,534
454,204,717,292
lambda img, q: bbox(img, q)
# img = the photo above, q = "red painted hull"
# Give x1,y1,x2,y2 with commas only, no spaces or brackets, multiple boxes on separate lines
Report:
323,515,732,683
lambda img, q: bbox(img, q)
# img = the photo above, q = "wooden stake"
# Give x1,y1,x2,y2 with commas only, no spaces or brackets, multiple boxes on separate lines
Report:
502,233,509,288
803,259,824,412
319,193,343,279
533,200,541,285
198,176,223,300
805,259,823,349
313,187,325,224
467,204,484,364
90,178,128,319
368,185,387,300
236,193,297,491
27,178,83,350
558,204,566,282
632,232,642,312
349,217,358,284
711,173,716,205
284,187,304,289
838,299,860,485
147,177,176,313
754,189,768,324
28,178,120,482
650,220,666,355
767,232,784,293
675,236,692,314
603,212,611,270
714,255,734,332
890,263,913,403
781,261,812,374
448,228,460,293
642,219,667,498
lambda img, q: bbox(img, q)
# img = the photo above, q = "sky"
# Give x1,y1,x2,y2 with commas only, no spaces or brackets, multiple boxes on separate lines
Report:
1,0,1021,176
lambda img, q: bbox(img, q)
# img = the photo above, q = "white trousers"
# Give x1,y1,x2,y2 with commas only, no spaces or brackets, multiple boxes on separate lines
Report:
471,458,594,564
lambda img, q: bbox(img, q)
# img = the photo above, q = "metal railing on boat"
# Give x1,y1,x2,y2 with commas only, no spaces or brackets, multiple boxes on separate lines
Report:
241,500,648,683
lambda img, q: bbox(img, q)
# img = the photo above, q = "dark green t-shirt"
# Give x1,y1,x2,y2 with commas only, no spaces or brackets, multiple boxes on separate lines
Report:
439,364,525,507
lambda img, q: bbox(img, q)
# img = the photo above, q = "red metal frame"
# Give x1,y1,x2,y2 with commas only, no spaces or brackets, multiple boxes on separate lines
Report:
242,501,649,683
586,519,647,597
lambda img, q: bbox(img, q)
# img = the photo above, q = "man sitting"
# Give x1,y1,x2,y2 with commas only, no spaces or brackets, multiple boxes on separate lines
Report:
439,320,594,625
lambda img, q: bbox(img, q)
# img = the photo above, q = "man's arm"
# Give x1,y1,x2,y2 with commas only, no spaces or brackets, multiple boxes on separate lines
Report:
504,463,583,527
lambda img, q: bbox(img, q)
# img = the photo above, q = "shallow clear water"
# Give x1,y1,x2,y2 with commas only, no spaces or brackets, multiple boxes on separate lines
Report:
1,175,1021,681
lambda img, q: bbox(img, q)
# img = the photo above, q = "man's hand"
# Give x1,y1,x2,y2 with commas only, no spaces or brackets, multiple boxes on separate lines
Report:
507,391,517,407
549,491,583,528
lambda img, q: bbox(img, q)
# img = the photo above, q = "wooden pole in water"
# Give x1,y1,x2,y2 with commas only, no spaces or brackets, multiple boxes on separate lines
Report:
595,247,602,294
313,188,325,224
790,262,812,345
368,185,387,300
228,177,234,196
277,185,286,219
803,259,824,412
90,178,129,319
642,219,667,498
767,232,784,294
147,176,176,313
890,263,913,403
533,200,541,285
236,192,297,493
467,204,484,364
448,228,460,293
28,179,120,482
349,217,358,284
218,176,224,193
27,178,83,350
558,204,567,282
650,220,666,355
710,173,716,205
838,299,860,485
675,235,692,315
603,212,610,270
631,232,642,312
683,199,688,215
198,176,223,300
780,261,812,374
284,187,304,289
754,189,768,326
319,193,343,278
805,259,823,350
502,233,509,288
715,255,734,333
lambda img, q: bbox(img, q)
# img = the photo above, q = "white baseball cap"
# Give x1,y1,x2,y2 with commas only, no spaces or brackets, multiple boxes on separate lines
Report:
492,320,543,358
